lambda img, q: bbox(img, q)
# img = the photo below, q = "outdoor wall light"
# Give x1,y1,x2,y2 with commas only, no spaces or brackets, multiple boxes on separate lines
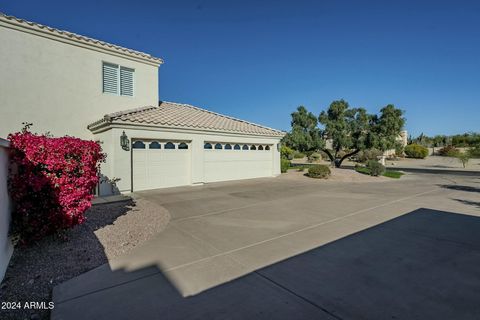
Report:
120,131,130,151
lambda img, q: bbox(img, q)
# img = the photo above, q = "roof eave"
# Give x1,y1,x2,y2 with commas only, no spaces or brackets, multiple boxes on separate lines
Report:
0,13,164,66
89,120,285,138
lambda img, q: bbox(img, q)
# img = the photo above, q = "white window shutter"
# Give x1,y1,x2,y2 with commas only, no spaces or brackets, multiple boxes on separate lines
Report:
103,63,119,94
120,67,134,96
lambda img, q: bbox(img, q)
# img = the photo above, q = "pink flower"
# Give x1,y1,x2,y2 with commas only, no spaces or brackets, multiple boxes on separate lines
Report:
8,128,105,244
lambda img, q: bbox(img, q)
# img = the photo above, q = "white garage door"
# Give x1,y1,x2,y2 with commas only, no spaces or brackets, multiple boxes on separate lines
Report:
132,140,191,191
204,142,273,183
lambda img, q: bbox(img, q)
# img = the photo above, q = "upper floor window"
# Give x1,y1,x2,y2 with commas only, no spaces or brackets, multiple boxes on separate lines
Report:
103,62,134,97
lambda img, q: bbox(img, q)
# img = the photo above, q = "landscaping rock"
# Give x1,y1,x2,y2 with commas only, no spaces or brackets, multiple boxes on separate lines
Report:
0,198,169,320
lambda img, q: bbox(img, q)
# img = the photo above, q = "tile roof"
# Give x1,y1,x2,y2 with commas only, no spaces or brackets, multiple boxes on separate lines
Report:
0,13,163,65
89,101,285,137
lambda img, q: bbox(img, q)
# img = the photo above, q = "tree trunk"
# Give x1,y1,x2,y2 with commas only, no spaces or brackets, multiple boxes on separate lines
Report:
335,149,360,168
322,149,335,167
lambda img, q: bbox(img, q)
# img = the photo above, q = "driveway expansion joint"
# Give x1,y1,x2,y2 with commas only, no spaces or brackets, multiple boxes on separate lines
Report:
254,271,344,320
54,270,161,305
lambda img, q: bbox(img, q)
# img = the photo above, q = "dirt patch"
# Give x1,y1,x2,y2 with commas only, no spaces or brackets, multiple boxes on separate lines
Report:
282,167,391,182
0,198,169,320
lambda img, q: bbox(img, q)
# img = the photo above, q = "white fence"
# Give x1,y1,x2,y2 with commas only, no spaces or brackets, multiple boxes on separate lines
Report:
0,138,13,282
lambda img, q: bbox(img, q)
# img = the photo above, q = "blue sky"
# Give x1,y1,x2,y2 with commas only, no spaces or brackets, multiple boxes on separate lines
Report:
2,0,479,136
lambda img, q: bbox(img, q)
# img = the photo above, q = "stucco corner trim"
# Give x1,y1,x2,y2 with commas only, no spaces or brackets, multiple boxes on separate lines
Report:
0,138,10,148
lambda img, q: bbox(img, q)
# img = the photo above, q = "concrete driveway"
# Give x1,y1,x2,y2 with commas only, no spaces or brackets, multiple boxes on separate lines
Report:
52,172,480,319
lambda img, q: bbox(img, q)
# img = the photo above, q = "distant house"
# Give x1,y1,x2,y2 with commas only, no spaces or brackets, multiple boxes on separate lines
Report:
0,13,284,194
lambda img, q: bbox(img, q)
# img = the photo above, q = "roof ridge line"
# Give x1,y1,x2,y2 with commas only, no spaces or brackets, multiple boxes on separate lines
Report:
0,12,163,64
160,101,284,134
105,105,157,120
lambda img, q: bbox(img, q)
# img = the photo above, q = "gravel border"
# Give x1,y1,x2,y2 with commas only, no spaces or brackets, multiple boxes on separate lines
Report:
0,198,170,320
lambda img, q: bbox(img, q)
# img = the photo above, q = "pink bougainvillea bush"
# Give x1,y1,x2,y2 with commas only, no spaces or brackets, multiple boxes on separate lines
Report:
8,127,105,244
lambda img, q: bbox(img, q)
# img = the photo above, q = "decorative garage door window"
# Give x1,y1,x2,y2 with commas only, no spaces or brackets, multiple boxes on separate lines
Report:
132,141,146,149
164,142,175,149
149,141,161,149
204,142,272,151
133,141,190,149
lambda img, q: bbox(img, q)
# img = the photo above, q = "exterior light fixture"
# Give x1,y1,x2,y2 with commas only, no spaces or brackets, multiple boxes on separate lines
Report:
120,131,130,151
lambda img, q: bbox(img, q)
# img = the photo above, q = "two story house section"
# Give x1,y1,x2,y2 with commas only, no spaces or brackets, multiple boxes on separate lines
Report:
0,13,284,194
0,13,162,139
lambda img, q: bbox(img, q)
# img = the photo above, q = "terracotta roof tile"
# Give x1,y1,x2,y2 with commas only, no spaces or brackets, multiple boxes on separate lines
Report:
90,102,285,137
0,13,163,64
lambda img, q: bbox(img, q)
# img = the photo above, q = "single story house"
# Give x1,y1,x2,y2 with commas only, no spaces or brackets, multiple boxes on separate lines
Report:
0,13,285,194
89,101,284,193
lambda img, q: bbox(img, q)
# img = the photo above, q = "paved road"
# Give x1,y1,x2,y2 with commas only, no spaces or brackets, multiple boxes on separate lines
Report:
52,172,480,319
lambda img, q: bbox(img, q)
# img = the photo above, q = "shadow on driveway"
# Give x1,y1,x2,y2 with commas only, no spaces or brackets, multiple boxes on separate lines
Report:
52,208,480,320
453,198,480,209
438,184,480,193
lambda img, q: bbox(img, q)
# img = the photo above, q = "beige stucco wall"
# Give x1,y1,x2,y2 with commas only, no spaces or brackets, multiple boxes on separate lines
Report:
95,126,282,194
0,23,159,139
0,139,13,282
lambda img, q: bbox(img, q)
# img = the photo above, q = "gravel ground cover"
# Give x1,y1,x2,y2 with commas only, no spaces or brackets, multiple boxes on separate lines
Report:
0,198,169,320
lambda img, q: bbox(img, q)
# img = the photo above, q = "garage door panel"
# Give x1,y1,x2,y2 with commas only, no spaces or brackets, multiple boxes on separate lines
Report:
204,145,273,183
132,150,148,190
133,141,191,191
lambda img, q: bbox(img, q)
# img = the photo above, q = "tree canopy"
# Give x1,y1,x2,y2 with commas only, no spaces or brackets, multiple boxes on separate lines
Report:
283,100,405,167
282,106,324,152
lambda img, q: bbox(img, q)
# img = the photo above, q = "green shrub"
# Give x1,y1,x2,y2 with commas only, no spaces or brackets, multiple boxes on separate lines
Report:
404,144,428,159
456,152,471,168
307,164,331,179
281,146,294,160
356,149,383,163
281,158,291,173
293,151,305,159
354,165,370,175
355,163,402,179
395,143,405,157
307,152,322,162
468,145,480,158
383,171,404,179
366,160,386,176
438,145,459,157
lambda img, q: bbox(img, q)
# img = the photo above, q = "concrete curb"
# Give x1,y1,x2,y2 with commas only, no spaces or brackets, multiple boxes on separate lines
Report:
290,162,480,176
92,194,132,206
383,167,480,176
